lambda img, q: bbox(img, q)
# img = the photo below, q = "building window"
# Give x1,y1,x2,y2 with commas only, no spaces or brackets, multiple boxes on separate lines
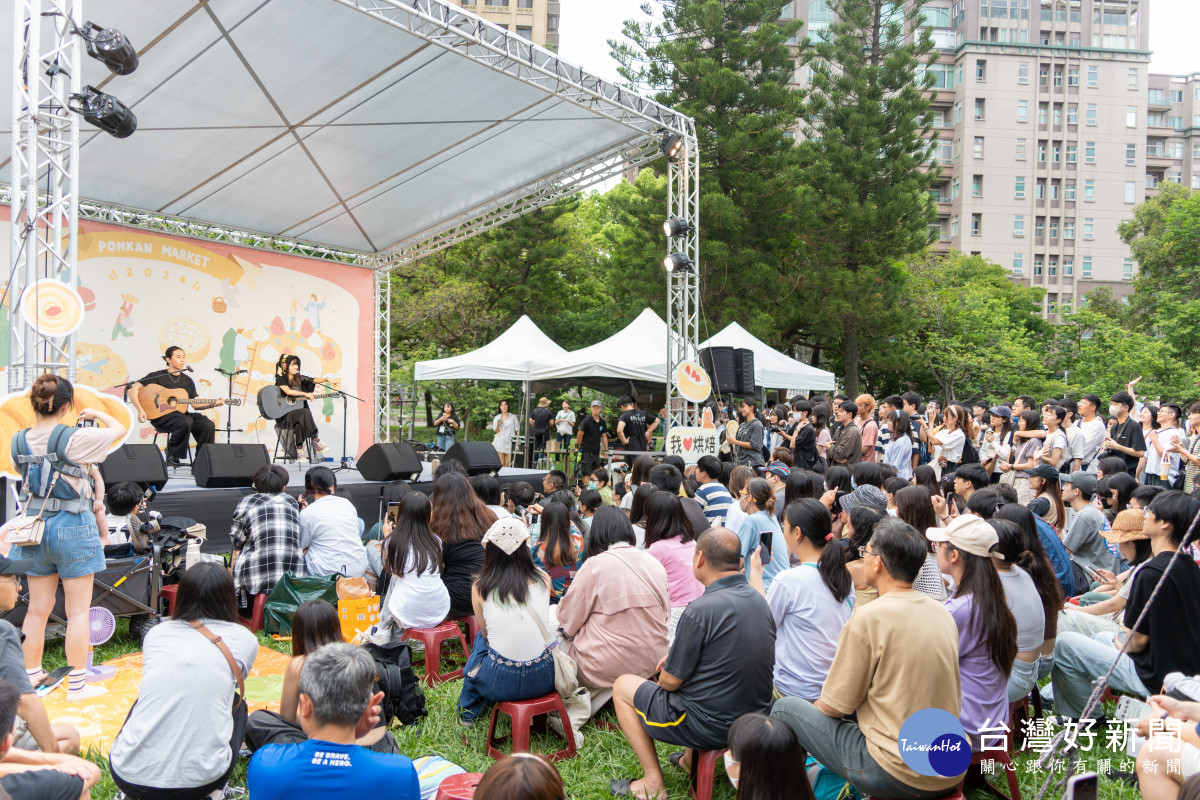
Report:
1066,144,1076,163
976,59,987,81
954,101,963,122
1036,181,1045,200
951,215,959,236
1013,254,1024,274
1016,138,1027,160
1127,143,1137,165
1087,65,1098,88
971,213,982,235
519,0,533,6
1083,218,1094,239
1064,257,1074,276
1017,100,1028,123
1038,104,1048,125
1123,258,1134,279
779,1,793,18
1082,256,1092,278
1038,142,1046,162
1034,257,1044,277
547,14,558,29
1068,67,1079,87
1050,219,1059,239
1170,116,1183,130
1018,62,1029,84
973,136,984,158
1039,64,1049,86
1015,176,1026,198
1066,182,1076,201
1052,143,1061,163
1054,66,1063,87
1054,105,1062,126
1086,104,1097,126
1064,220,1075,239
974,98,986,120
972,175,983,197
1035,218,1045,238
1084,180,1095,202
1049,256,1058,277
953,178,960,198
1124,182,1136,203
1128,68,1139,90
516,25,533,39
1085,141,1096,164
1014,215,1025,236
1126,107,1137,128
1051,182,1060,201
485,0,507,5
1067,104,1078,125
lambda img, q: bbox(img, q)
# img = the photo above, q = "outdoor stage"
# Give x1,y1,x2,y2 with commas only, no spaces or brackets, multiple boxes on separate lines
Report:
155,462,547,554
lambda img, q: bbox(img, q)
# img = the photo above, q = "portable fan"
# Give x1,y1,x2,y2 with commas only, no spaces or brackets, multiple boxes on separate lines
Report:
86,607,117,682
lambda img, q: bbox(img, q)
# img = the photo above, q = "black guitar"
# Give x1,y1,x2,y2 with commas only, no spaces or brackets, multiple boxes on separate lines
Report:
257,386,341,420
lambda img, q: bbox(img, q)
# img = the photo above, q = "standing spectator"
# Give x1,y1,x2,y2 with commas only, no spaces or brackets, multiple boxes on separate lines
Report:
381,493,450,630
0,680,100,800
791,401,821,471
231,465,304,608
617,396,658,453
529,398,555,459
1104,390,1147,476
882,410,914,480
726,400,766,469
826,401,863,467
554,400,577,457
299,467,367,578
576,400,609,476
1010,410,1045,504
812,403,833,466
431,472,496,616
642,493,704,642
247,643,419,799
609,528,775,800
694,456,734,528
1172,402,1200,494
734,479,787,593
1146,403,1188,488
929,404,970,476
902,392,926,472
874,395,902,462
1039,405,1069,470
492,400,520,468
433,402,460,454
856,395,879,463
1076,394,1108,473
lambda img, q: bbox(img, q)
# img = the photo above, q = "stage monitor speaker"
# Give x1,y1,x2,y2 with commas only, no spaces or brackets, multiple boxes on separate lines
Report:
98,445,169,491
698,346,737,395
193,444,270,489
358,442,422,482
444,441,501,476
735,348,756,395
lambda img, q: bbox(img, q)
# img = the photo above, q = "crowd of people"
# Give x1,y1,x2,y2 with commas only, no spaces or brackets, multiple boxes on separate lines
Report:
8,371,1200,800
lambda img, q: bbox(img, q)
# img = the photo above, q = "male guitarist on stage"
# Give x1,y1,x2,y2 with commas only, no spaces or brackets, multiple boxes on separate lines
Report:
129,346,222,467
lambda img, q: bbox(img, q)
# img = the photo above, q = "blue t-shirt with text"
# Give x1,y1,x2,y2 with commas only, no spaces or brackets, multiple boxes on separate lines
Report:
248,739,419,800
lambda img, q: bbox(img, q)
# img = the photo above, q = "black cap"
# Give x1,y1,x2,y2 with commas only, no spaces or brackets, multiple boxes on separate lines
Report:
0,554,33,576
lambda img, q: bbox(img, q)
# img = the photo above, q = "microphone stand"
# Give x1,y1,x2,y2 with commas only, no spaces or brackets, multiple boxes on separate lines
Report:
214,368,246,444
314,380,365,472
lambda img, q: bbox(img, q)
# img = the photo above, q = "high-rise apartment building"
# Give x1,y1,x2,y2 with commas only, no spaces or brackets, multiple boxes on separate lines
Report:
454,0,560,50
786,0,1188,313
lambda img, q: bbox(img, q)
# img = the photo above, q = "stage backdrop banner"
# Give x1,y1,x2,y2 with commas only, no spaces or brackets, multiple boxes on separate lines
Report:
0,215,376,461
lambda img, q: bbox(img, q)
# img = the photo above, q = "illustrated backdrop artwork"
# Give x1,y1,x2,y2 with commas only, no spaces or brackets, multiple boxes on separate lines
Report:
0,214,376,460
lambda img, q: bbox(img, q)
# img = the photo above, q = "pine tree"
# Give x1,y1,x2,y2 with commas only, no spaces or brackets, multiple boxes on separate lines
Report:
792,0,939,394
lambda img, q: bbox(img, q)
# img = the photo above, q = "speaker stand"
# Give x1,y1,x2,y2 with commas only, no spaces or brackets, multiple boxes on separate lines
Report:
317,382,365,473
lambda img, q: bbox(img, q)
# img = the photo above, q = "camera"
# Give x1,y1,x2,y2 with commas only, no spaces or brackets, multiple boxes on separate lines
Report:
76,418,98,428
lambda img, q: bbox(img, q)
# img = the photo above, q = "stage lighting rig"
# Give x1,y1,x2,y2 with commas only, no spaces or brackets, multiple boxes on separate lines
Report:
70,86,137,138
664,252,693,273
81,21,139,75
659,132,683,160
663,217,692,238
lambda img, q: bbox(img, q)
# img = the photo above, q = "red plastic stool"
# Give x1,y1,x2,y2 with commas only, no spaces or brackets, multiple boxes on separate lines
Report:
449,613,480,643
486,692,578,762
686,748,729,800
434,772,483,800
403,621,469,686
239,594,267,633
159,584,178,616
970,748,1021,800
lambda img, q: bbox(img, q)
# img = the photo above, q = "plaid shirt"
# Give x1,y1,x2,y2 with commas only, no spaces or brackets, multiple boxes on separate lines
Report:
231,492,304,599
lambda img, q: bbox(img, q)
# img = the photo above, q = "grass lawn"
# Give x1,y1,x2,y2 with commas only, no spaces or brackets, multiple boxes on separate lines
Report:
41,622,1145,800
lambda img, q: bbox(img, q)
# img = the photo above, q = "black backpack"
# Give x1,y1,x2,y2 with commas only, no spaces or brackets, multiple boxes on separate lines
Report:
960,437,981,465
362,638,426,727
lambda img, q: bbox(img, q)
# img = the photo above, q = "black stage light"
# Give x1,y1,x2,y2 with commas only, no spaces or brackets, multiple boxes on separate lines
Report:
82,22,138,75
70,86,137,138
659,132,683,159
664,252,693,272
663,216,692,237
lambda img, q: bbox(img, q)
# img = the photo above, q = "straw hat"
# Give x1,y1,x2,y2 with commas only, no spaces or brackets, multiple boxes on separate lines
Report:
1102,508,1147,544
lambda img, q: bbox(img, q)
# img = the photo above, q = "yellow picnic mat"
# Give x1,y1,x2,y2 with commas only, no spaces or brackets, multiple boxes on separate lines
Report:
39,645,291,754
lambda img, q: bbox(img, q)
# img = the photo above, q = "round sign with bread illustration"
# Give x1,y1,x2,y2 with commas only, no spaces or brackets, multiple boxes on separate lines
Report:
0,384,135,479
20,279,86,337
674,360,712,403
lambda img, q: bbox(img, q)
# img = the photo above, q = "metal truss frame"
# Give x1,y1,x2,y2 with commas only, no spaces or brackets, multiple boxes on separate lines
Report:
373,267,392,442
665,128,702,430
8,0,82,391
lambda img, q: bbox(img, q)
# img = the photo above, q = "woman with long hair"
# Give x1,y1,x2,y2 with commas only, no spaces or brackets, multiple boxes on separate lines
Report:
928,516,1019,749
1104,471,1138,522
620,454,657,511
843,504,886,609
273,354,329,458
492,400,519,468
642,492,702,642
735,479,787,592
913,464,942,497
431,472,498,616
989,519,1056,702
457,518,556,725
110,564,258,798
722,465,757,536
894,485,948,601
244,599,397,753
1135,403,1161,483
433,401,460,454
783,470,815,508
530,503,584,601
723,713,814,800
823,465,853,496
811,403,832,466
753,500,852,700
17,374,125,700
1038,405,1069,471
882,410,914,480
1011,410,1045,505
557,507,669,718
383,493,450,629
995,503,1075,616
928,404,970,477
982,409,1014,483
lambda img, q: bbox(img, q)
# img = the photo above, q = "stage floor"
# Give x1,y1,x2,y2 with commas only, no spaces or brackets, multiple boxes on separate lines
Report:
153,461,546,553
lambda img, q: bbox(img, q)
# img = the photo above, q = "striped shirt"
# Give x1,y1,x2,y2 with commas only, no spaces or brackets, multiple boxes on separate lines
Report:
695,482,734,528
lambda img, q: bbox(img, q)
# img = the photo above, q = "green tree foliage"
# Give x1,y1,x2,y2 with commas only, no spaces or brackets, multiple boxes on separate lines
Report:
791,0,939,393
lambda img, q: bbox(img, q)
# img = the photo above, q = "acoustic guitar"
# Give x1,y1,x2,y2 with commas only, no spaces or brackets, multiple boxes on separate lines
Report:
137,385,242,421
257,385,342,420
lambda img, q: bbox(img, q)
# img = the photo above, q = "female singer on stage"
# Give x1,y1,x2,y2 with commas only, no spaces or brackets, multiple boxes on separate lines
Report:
274,355,330,459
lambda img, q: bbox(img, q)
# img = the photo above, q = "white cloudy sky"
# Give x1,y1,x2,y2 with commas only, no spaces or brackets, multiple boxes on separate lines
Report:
559,0,1200,83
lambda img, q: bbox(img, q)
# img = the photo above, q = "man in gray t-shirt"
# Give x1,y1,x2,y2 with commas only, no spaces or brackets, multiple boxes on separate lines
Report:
1061,471,1120,574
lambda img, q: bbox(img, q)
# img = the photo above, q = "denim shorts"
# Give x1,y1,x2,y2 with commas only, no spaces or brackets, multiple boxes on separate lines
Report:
19,511,106,580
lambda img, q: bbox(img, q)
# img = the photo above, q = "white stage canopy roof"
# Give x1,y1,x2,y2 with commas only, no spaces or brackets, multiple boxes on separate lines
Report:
700,322,836,392
0,0,694,266
414,314,566,382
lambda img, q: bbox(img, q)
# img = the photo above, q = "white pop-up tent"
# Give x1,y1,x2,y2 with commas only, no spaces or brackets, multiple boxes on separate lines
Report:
699,322,836,392
414,315,567,382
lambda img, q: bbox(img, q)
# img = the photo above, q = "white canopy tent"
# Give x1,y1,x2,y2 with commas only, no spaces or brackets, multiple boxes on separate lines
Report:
699,322,836,392
414,315,566,382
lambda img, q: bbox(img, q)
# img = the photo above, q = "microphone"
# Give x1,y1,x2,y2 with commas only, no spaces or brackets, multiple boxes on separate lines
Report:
183,366,194,373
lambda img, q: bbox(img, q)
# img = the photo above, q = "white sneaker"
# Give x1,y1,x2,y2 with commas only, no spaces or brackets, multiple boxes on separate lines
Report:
312,437,331,454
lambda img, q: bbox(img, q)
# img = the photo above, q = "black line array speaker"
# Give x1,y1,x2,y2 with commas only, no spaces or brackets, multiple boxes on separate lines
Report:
358,442,422,482
193,443,270,488
444,441,502,476
698,346,737,395
98,445,169,491
735,347,756,395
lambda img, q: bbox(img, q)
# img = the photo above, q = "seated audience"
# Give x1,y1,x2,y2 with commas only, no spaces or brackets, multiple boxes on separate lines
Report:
471,474,508,521
989,519,1052,702
0,679,99,800
734,479,787,593
457,518,556,725
364,480,411,542
1052,491,1200,721
231,465,304,607
588,468,617,507
994,500,1075,599
722,466,756,537
772,518,964,799
693,456,734,528
755,499,852,700
610,528,774,800
759,461,790,520
475,753,566,800
557,508,669,715
1058,508,1151,640
110,564,258,799
648,464,709,537
246,600,397,753
577,490,602,530
299,467,367,578
1136,693,1200,800
844,505,887,609
382,493,450,630
530,503,584,602
431,472,496,616
1061,470,1121,587
247,643,418,799
894,485,949,601
642,491,703,641
723,713,813,800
